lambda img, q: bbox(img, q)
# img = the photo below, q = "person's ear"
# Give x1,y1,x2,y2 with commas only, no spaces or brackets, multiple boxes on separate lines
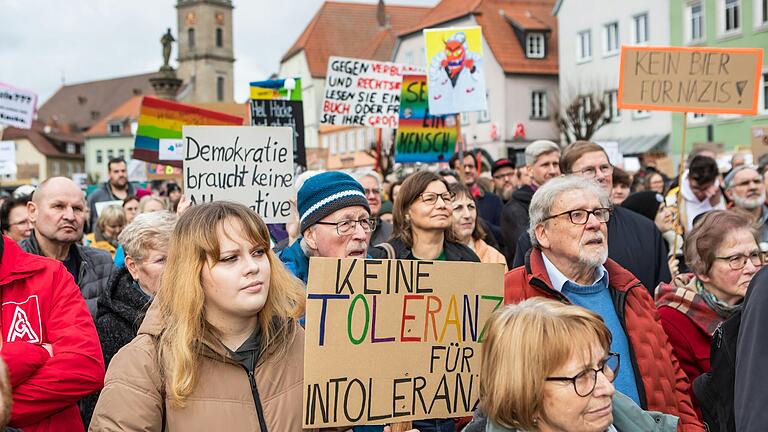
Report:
535,223,551,249
725,188,734,201
125,256,140,281
304,227,318,251
27,201,38,224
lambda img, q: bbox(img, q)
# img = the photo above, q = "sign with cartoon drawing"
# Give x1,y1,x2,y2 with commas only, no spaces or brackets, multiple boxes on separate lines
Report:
424,26,488,116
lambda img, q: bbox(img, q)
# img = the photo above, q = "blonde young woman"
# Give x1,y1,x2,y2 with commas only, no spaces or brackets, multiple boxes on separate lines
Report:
90,201,307,431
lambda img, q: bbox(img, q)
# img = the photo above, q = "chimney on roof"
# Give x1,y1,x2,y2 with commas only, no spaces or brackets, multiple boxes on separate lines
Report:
377,0,389,27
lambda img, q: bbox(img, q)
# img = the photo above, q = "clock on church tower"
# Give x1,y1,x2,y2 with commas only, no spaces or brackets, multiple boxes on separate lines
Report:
175,0,234,103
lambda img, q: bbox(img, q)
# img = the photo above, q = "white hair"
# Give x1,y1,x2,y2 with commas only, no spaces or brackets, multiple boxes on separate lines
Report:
118,211,177,261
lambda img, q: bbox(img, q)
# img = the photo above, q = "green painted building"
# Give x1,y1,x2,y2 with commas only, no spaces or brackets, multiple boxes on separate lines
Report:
669,0,768,159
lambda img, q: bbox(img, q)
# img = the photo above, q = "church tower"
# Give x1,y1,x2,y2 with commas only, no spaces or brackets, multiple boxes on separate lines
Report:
175,0,235,103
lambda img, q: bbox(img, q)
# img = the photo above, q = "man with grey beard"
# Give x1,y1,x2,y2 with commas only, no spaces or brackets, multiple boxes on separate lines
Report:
725,165,768,242
503,175,703,430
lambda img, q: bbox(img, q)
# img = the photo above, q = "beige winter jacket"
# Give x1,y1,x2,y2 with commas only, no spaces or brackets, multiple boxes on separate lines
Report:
89,304,305,431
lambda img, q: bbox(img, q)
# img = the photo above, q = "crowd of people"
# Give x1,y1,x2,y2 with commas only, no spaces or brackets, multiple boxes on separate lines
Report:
1,142,768,431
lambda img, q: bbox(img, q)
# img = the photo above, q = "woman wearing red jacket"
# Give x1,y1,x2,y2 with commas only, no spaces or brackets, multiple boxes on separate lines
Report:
655,211,762,414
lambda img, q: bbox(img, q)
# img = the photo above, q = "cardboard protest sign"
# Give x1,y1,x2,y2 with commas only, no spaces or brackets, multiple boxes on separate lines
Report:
321,56,423,128
183,125,294,223
618,46,763,115
250,78,302,101
0,140,17,175
250,99,307,168
94,200,123,217
424,26,488,116
0,83,37,129
395,75,458,163
134,96,243,167
751,126,768,161
303,257,505,428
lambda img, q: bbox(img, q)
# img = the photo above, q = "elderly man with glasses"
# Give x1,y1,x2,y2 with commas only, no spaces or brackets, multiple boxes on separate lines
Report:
512,141,671,296
278,171,375,286
504,175,704,431
725,165,768,243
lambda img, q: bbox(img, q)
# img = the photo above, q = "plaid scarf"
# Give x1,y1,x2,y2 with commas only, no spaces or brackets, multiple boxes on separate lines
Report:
655,273,739,336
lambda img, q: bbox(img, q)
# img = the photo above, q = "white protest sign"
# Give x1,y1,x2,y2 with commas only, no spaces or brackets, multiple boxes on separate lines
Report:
159,138,184,161
320,56,423,128
95,200,123,216
0,83,38,129
0,141,16,175
183,126,294,223
596,141,624,166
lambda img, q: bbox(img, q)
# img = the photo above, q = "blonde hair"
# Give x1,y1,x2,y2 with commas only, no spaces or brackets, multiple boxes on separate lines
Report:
96,205,126,234
155,201,306,407
480,298,612,430
138,195,169,213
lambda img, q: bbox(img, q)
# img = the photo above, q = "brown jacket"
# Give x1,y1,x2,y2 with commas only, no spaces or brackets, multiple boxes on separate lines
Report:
89,304,305,431
473,239,507,271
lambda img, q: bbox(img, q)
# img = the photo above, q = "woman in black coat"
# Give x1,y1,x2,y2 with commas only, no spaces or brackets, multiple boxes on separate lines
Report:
81,211,177,427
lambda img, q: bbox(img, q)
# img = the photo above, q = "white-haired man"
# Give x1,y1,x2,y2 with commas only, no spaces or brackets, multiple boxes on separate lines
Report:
725,165,768,242
505,176,703,431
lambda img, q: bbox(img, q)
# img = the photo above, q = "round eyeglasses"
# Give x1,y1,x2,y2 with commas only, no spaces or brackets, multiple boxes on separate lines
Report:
546,353,620,397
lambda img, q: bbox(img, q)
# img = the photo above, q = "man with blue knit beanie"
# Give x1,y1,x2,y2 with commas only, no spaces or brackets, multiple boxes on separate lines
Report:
278,171,373,284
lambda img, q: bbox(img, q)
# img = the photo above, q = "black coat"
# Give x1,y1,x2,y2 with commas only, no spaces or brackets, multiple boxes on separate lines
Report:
476,191,505,251
500,185,534,266
512,206,671,295
80,267,151,427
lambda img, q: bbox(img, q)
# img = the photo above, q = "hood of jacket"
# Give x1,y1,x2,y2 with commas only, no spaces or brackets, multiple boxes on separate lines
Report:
97,266,150,326
511,184,535,206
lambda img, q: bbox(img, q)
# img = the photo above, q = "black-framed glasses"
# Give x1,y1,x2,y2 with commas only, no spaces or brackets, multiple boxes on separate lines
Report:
546,353,620,397
315,217,377,236
419,192,455,205
715,252,763,270
574,164,613,178
543,208,611,225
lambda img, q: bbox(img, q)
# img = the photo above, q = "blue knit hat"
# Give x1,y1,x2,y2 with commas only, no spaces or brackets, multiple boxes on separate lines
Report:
298,172,370,233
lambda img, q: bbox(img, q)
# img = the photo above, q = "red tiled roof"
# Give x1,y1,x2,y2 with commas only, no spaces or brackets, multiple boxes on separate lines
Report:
3,120,84,160
38,72,160,133
281,1,431,78
400,0,558,76
84,95,144,137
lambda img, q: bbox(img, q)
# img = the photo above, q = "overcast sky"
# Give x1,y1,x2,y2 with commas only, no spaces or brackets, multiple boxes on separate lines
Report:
0,0,439,105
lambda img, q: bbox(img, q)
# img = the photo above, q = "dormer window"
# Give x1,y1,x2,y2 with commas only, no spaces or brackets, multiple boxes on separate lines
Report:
108,121,123,136
525,32,546,58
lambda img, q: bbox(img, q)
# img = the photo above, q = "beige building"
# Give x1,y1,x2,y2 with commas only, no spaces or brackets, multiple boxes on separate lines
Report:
176,0,235,103
2,121,85,186
84,96,143,182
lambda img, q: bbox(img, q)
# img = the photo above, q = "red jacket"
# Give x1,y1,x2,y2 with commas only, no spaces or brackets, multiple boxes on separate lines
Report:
0,236,104,431
504,248,704,432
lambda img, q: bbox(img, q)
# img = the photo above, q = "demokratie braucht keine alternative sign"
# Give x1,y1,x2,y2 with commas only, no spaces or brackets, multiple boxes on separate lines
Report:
618,45,763,115
303,257,504,428
182,125,294,224
395,74,458,164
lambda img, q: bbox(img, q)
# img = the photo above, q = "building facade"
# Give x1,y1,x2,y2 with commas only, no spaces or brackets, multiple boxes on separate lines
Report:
393,0,560,162
2,122,85,185
555,0,672,157
175,0,235,103
669,0,768,156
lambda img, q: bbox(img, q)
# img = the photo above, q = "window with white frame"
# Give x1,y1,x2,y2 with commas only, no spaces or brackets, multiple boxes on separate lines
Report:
347,131,356,152
604,90,621,121
531,91,547,119
357,129,365,151
526,33,546,58
460,112,470,126
633,13,649,44
758,0,768,26
720,0,741,34
633,109,650,119
118,149,126,159
761,71,768,113
108,121,122,136
577,30,592,62
479,92,490,122
66,143,76,154
52,161,60,176
603,22,619,55
687,2,705,42
107,149,114,160
338,132,347,154
96,149,103,164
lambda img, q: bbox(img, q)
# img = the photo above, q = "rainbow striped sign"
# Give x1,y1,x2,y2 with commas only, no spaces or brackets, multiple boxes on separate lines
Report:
394,75,458,163
133,96,243,167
